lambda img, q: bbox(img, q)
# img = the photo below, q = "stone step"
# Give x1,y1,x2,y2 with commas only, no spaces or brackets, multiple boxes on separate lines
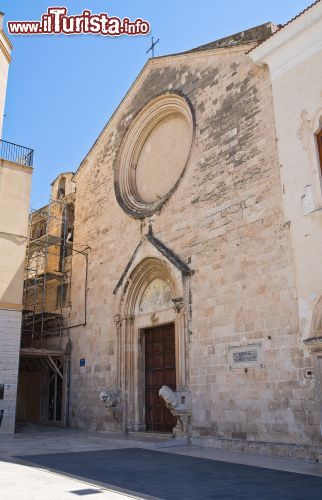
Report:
95,431,188,449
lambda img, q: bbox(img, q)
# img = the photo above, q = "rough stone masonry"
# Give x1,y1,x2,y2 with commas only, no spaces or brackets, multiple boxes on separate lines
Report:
38,23,322,459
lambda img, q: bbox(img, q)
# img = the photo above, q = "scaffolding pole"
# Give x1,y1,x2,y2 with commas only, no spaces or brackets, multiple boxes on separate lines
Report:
21,196,73,348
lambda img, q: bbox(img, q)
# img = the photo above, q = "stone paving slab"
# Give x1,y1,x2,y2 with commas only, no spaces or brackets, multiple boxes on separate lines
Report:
2,429,322,477
16,448,322,500
0,459,139,500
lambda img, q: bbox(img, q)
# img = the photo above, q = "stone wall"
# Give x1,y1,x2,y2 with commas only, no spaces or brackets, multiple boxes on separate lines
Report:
249,3,322,454
0,309,21,433
66,44,321,451
249,2,322,342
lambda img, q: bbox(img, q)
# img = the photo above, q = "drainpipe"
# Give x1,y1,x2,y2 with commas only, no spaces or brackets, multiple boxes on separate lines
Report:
63,246,90,330
63,246,90,426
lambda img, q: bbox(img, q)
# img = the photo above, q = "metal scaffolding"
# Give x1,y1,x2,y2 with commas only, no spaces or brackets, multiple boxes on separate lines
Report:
21,196,72,349
17,190,90,428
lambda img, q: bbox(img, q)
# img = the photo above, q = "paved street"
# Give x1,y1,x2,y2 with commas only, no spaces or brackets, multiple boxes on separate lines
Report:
15,448,322,500
1,429,322,499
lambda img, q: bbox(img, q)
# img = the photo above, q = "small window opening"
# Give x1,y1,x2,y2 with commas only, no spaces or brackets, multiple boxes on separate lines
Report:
57,177,66,199
32,221,46,240
65,203,75,257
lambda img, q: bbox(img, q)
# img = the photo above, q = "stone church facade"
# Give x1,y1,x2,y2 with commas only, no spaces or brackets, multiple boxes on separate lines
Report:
17,6,322,460
67,20,321,455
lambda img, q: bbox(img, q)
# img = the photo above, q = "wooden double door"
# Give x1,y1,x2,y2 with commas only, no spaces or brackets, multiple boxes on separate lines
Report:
145,324,177,432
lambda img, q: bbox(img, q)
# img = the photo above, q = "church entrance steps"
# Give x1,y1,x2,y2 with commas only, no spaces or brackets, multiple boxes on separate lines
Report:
95,431,188,449
190,436,322,463
1,429,322,478
13,426,188,450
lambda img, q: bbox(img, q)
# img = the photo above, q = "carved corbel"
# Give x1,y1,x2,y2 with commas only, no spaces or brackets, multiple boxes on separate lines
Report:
99,389,123,423
125,315,135,325
172,297,184,314
114,314,122,330
159,385,191,438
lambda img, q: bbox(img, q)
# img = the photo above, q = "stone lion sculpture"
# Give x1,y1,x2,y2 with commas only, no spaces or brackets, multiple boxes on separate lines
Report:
159,385,179,410
99,390,119,408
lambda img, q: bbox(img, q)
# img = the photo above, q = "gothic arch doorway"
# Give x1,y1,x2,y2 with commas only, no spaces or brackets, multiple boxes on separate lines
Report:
115,256,189,433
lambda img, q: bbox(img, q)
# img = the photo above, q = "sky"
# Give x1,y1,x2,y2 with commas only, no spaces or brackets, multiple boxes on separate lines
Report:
1,0,314,208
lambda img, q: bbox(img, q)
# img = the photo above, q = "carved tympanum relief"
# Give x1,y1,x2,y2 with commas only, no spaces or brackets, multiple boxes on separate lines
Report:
138,278,172,314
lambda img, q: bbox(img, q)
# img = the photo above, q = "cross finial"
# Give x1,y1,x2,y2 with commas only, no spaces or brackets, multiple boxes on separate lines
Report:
146,36,159,58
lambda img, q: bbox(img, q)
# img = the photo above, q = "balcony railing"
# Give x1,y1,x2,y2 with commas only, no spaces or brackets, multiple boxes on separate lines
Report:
0,139,34,167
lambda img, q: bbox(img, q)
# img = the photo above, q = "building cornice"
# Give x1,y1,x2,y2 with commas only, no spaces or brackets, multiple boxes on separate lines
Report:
0,301,22,311
50,171,75,186
249,1,322,79
0,159,33,174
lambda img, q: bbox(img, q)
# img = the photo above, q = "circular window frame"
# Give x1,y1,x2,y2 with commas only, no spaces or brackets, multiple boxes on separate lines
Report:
114,92,195,218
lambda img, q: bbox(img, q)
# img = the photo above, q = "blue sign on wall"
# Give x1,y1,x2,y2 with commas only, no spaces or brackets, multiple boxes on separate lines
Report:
80,358,86,367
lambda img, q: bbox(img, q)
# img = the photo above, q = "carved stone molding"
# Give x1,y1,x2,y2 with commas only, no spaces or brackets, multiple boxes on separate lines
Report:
304,335,322,352
138,330,145,344
125,315,135,325
99,389,123,423
114,92,195,219
159,385,191,437
304,296,322,351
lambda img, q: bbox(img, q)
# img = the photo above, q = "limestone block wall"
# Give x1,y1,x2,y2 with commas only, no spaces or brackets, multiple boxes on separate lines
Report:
66,45,320,452
0,309,22,433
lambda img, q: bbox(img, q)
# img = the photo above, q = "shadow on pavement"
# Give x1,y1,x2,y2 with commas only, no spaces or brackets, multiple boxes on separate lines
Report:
16,447,322,500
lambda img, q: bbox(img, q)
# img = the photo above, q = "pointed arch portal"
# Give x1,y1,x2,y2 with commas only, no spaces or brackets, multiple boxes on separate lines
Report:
114,254,191,433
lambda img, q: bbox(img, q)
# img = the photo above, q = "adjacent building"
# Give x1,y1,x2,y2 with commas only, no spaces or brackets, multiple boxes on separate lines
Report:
250,0,322,438
0,13,33,433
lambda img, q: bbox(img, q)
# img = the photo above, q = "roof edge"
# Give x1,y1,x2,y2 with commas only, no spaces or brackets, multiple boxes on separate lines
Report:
113,232,193,295
249,0,321,58
73,39,261,182
50,171,75,186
